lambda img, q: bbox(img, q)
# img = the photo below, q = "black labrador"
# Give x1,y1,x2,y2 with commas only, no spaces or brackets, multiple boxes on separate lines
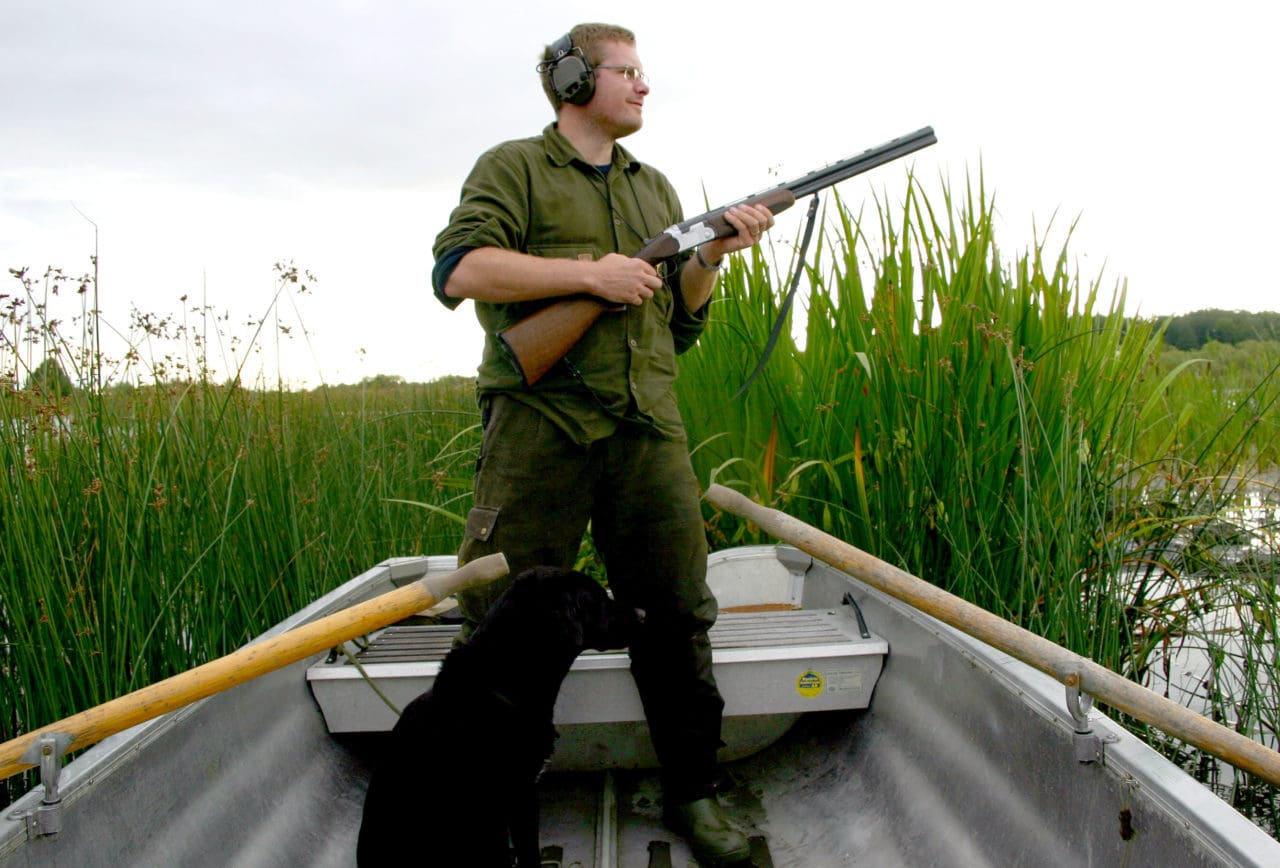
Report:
357,565,639,867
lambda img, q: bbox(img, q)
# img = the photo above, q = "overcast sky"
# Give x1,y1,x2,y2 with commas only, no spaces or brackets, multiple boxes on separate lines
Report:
3,0,1276,388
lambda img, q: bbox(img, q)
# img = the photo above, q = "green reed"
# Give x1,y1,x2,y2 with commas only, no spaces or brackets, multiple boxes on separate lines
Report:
0,267,480,805
678,174,1280,831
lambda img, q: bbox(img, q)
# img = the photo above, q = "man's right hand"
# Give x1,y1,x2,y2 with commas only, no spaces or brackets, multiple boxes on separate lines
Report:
589,253,663,307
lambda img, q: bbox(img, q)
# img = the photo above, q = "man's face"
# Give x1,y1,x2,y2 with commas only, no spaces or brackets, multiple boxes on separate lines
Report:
587,40,649,139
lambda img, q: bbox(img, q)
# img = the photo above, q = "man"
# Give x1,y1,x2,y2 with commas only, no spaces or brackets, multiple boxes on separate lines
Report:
431,22,773,866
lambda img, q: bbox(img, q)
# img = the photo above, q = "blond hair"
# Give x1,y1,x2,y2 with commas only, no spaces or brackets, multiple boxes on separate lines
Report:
539,23,635,112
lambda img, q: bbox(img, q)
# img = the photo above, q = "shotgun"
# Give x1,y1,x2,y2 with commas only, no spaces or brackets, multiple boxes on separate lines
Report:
499,126,938,385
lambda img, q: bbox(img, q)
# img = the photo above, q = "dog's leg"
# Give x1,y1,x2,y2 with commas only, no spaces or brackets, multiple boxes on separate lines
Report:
508,777,542,868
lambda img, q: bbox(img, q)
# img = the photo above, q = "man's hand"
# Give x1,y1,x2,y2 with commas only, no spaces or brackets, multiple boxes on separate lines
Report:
696,203,776,267
675,202,775,314
589,252,664,306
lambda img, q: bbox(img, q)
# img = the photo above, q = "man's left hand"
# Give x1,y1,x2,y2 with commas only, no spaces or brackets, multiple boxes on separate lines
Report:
698,203,776,267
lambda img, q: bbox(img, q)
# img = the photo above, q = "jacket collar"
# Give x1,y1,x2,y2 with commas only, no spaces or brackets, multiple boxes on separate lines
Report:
542,123,641,174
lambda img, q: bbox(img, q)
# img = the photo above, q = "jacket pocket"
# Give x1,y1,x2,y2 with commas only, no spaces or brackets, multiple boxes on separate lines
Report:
528,244,600,261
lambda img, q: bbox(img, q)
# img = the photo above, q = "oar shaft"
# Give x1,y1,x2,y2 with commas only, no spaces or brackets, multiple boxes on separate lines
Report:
706,484,1280,787
0,553,508,781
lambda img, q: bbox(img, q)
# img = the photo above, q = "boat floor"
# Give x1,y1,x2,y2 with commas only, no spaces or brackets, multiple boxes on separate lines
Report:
535,768,773,867
537,711,874,868
346,703,932,867
341,708,863,868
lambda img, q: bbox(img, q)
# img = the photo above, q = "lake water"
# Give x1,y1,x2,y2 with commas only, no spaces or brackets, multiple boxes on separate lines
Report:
1137,472,1279,752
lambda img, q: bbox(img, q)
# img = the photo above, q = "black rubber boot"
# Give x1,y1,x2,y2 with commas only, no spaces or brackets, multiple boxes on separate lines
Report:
663,796,751,866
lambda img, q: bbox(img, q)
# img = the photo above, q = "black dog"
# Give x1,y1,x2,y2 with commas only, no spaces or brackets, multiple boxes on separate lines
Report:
357,566,638,867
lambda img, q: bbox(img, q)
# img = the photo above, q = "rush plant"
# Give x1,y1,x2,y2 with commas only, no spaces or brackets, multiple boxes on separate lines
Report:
0,266,479,806
678,174,1280,831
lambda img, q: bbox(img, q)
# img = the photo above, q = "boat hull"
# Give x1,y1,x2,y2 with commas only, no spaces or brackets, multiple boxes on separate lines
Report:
2,547,1276,866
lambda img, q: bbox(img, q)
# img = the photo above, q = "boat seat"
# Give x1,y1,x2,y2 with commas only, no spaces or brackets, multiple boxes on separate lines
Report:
307,604,887,735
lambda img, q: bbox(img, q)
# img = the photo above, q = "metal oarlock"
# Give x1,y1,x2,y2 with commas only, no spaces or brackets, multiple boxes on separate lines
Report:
1065,677,1118,765
6,732,73,838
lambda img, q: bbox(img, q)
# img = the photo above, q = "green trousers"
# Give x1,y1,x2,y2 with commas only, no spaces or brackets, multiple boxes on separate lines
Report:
456,394,725,802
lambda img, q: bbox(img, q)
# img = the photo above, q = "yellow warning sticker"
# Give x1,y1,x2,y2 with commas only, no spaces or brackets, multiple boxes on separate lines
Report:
796,670,824,698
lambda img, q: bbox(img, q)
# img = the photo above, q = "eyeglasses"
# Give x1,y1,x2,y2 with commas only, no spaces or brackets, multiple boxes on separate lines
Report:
595,65,649,85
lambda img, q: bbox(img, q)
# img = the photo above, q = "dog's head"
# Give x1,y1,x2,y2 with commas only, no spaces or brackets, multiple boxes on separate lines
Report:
562,572,643,652
490,566,641,653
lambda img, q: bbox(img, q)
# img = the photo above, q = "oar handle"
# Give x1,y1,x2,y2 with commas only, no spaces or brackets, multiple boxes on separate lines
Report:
706,484,1280,788
0,553,508,781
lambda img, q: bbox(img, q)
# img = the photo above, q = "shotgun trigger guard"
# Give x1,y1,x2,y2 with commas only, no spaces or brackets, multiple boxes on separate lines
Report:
664,221,717,251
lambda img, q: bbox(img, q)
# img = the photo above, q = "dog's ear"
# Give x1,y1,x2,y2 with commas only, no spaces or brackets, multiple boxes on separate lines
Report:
538,573,582,648
562,589,588,647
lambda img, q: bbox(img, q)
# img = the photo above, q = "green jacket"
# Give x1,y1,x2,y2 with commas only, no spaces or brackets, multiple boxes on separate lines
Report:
432,123,707,446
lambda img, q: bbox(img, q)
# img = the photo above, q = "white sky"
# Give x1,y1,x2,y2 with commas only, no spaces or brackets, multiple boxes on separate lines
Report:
3,0,1277,388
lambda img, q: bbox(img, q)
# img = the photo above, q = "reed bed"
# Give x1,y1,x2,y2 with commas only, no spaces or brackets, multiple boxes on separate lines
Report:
1,267,480,805
676,176,1280,830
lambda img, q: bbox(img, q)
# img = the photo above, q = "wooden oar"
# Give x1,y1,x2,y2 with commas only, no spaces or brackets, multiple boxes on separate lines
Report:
0,553,508,781
706,484,1280,787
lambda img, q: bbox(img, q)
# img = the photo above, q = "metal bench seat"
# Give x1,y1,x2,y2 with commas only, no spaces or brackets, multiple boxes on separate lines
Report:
308,608,885,731
305,546,888,767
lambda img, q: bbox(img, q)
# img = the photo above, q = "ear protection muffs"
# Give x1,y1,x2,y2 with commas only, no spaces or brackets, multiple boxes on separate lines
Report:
539,32,594,106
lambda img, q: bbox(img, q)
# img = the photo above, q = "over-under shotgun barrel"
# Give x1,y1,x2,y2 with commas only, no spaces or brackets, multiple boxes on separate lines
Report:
499,127,937,385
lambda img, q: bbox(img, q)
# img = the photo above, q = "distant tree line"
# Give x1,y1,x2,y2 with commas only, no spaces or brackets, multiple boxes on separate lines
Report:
22,357,75,397
11,312,1277,396
1160,309,1280,350
8,363,475,397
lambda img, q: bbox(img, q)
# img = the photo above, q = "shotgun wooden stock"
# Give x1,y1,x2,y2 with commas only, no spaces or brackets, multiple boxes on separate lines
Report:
498,187,798,386
499,297,618,386
0,553,509,781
